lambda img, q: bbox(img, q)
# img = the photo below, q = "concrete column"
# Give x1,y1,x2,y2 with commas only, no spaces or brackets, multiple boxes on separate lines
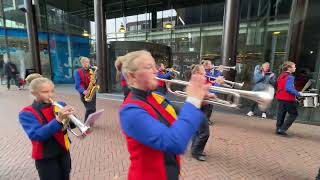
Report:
94,0,108,92
24,0,41,74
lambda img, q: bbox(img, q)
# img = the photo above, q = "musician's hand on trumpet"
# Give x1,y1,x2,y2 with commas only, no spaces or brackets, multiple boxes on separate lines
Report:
214,76,225,85
185,74,211,108
56,105,75,123
216,65,224,72
206,93,217,99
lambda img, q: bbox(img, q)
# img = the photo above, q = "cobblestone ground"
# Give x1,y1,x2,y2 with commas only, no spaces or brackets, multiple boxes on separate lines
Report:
0,86,319,180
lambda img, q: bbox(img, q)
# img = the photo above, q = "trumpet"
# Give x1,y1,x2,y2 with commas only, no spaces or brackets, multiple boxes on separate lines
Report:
155,78,274,111
212,65,236,71
166,68,180,76
205,75,244,88
51,100,91,137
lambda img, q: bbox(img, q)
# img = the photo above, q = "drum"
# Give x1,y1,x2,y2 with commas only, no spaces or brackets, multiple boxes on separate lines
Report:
299,93,319,108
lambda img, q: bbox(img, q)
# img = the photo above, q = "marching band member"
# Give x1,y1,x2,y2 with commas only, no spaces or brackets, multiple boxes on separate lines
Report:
19,73,75,180
275,61,302,136
201,60,225,125
119,50,210,180
74,56,97,122
189,64,217,161
247,62,276,118
202,60,224,79
155,63,174,95
115,56,131,99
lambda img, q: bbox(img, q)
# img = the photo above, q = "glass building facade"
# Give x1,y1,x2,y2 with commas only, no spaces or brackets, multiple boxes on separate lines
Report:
0,0,91,83
0,0,319,124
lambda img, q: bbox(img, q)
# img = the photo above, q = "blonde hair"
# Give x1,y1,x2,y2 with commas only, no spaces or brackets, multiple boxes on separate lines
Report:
262,62,270,67
79,56,90,64
191,64,204,75
25,73,54,92
281,61,295,72
114,56,126,72
121,50,152,80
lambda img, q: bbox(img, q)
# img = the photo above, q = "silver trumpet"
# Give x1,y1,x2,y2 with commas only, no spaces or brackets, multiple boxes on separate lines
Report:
51,100,91,137
205,75,244,89
166,68,180,76
156,78,274,111
212,65,236,71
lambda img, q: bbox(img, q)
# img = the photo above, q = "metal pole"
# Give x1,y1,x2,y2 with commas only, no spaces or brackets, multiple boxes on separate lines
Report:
221,0,240,81
94,0,107,92
24,0,41,74
0,0,10,59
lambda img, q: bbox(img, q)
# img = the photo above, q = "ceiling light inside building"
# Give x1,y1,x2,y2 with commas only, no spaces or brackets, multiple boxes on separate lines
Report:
82,30,90,37
164,22,173,29
119,23,126,33
272,31,281,35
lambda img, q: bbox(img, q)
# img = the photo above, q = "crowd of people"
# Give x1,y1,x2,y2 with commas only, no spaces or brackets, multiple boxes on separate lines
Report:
14,51,318,180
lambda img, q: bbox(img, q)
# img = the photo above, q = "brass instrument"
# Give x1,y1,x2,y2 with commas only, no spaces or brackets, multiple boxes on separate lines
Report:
212,65,236,71
166,68,180,78
155,78,274,111
51,100,91,137
205,75,244,88
84,66,100,102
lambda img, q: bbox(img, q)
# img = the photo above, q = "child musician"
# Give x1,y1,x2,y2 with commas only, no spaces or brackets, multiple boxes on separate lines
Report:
19,73,75,180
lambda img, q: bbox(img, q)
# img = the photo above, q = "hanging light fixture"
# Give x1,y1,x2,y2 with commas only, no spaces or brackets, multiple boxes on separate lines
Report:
164,0,174,29
82,30,90,37
119,23,126,33
82,6,91,37
119,0,126,33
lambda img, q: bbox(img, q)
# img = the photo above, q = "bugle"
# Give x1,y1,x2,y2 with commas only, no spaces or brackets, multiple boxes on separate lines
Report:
212,65,236,71
205,75,244,88
166,68,180,76
156,78,274,111
51,100,91,137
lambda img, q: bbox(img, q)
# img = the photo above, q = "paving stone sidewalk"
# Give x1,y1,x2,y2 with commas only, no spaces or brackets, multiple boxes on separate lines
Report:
0,86,319,180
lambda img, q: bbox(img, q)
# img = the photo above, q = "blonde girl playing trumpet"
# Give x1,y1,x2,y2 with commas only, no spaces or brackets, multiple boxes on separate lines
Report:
19,73,75,180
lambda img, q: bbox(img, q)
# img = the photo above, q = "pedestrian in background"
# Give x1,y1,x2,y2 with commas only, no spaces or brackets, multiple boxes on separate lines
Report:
247,62,276,118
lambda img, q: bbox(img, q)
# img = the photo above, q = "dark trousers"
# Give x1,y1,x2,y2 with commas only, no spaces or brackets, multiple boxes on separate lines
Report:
202,104,213,121
7,75,20,89
191,104,212,156
317,168,320,180
251,102,266,114
80,93,96,122
35,152,71,180
191,117,210,156
276,100,298,131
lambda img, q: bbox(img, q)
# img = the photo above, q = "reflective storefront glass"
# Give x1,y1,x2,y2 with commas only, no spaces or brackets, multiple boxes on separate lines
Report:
0,0,91,83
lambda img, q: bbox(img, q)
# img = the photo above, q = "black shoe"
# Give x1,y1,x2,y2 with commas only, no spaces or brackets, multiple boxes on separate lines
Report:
276,129,288,136
192,154,206,161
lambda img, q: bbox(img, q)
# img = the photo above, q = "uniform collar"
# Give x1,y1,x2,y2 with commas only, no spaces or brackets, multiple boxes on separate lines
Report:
32,100,51,110
130,87,152,99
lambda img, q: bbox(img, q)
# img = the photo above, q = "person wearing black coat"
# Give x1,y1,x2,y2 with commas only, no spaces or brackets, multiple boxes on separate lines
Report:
4,61,20,90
